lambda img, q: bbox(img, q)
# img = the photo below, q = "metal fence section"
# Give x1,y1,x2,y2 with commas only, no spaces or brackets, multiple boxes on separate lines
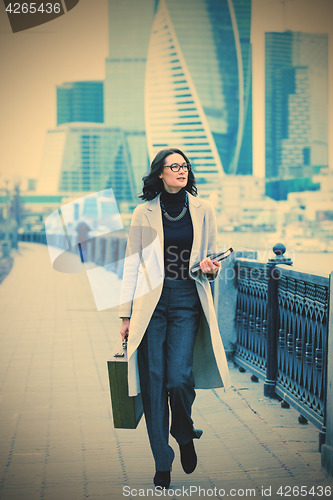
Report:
275,267,329,430
19,232,47,244
234,259,268,380
234,253,330,437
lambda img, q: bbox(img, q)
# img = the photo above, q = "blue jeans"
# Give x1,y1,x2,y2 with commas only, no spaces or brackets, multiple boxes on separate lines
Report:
137,277,202,471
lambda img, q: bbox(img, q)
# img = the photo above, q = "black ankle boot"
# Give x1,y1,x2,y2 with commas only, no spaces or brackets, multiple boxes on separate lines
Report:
154,471,171,488
179,440,197,474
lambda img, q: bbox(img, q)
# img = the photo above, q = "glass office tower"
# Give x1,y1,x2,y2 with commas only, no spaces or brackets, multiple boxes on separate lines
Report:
145,0,225,200
145,0,253,178
104,0,155,195
166,0,252,176
265,31,328,180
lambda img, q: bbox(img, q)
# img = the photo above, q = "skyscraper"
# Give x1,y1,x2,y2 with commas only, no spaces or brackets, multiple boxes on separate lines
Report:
104,0,252,199
146,0,253,178
104,0,155,194
145,0,225,200
167,0,253,176
57,81,104,126
265,31,328,180
105,0,155,133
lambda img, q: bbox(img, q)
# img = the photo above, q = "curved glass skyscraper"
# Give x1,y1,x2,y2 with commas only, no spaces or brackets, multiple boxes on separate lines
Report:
106,0,252,200
158,0,253,177
145,0,225,199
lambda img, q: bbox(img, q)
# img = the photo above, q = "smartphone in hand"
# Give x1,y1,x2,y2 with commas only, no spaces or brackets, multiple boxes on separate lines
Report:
191,247,233,273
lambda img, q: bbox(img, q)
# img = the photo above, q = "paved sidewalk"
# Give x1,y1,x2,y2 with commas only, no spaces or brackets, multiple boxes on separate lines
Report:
0,243,331,500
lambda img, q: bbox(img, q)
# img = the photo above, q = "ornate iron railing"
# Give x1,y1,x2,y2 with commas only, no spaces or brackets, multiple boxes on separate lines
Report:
276,268,329,429
234,260,268,379
234,252,330,436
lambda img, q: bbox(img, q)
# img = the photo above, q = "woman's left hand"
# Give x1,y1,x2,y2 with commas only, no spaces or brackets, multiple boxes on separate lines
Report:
199,257,221,274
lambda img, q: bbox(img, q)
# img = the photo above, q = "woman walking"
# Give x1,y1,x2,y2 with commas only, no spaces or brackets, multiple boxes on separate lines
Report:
119,148,230,488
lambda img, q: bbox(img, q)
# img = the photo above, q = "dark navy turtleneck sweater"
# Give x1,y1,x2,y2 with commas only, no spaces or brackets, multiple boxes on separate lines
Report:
160,186,193,280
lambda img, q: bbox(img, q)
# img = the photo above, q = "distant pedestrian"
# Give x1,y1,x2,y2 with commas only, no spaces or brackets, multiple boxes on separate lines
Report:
75,221,91,262
119,148,231,488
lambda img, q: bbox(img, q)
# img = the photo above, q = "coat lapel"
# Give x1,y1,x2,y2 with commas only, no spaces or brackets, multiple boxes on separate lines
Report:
144,193,164,273
188,193,204,270
144,191,204,276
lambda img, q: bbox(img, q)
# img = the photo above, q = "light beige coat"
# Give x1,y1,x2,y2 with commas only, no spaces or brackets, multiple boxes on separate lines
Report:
118,192,231,397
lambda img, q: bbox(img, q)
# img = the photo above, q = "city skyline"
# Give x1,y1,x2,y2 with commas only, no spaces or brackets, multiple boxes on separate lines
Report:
37,0,253,202
0,0,332,185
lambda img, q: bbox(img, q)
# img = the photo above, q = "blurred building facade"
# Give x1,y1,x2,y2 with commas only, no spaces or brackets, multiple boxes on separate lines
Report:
265,31,328,182
104,0,154,195
57,81,104,126
215,175,277,228
37,124,136,204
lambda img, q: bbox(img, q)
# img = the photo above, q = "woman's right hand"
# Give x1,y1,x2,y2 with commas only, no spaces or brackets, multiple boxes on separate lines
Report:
120,318,130,341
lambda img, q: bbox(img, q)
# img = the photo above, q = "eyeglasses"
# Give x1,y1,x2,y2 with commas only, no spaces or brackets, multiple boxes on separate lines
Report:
164,163,191,172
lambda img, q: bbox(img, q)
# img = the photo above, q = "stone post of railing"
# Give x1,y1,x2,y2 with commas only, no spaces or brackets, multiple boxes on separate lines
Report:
264,243,292,398
321,271,333,476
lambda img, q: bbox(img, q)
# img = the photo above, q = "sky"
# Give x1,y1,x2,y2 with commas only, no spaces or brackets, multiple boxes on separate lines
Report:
0,0,332,187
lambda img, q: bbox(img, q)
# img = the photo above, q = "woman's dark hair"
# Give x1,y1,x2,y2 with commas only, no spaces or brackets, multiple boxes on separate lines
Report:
139,148,198,201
